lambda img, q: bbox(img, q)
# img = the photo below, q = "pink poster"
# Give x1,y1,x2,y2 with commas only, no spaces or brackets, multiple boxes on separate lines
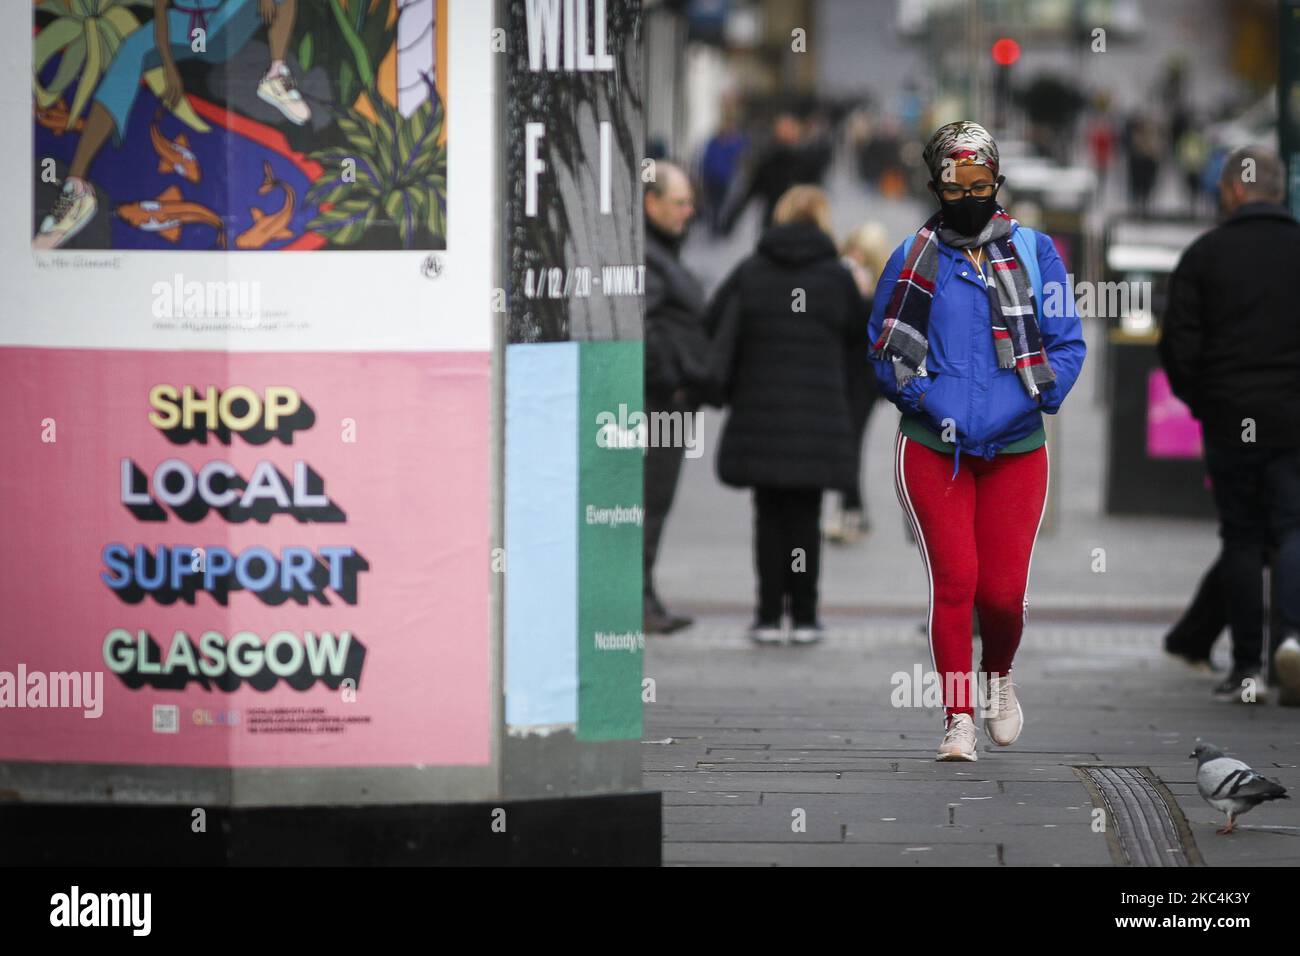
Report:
0,348,491,767
1146,367,1203,460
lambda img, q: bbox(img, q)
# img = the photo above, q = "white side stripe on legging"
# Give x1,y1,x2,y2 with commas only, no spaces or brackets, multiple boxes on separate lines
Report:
894,433,938,681
1021,443,1051,628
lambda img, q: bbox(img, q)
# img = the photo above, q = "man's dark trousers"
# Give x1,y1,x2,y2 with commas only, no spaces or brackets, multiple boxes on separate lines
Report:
643,396,690,617
1204,442,1300,672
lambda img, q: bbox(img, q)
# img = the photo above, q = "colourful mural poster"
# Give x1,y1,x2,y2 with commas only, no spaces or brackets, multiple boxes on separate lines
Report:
31,0,447,253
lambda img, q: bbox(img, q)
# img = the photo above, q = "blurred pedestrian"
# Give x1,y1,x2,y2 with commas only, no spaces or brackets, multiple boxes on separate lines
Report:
699,102,749,236
1158,145,1300,702
705,185,861,645
719,112,831,233
1175,121,1211,217
869,121,1087,761
1125,114,1162,217
825,222,889,544
1084,95,1116,195
643,161,708,635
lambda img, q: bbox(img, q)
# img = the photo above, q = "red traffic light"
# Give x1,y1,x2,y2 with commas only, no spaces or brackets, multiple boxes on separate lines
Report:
991,37,1021,66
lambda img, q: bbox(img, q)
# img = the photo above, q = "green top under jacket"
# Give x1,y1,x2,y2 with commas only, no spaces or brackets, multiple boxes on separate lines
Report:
899,414,1046,455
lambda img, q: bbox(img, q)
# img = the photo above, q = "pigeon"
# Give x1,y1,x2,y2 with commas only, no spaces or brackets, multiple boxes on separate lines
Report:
1191,743,1289,834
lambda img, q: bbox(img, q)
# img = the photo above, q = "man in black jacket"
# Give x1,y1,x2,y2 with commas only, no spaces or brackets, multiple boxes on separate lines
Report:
719,112,832,233
1159,146,1300,701
643,161,708,634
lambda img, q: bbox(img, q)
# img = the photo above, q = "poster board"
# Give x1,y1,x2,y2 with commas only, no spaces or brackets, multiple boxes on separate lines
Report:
1,0,495,770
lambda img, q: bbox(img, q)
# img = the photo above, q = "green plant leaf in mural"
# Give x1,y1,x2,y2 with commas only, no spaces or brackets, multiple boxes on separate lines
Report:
298,32,314,72
327,0,375,91
305,77,446,249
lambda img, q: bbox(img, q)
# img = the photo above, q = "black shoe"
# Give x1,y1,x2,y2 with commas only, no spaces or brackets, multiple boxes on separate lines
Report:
645,609,692,635
1164,632,1218,672
1165,642,1218,673
1213,670,1266,703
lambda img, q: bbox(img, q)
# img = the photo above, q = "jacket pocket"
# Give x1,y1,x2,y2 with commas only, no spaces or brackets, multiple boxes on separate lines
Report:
919,371,967,443
975,371,1042,449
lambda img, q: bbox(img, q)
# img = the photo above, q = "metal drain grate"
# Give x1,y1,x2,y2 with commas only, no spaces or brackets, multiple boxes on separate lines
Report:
1076,767,1203,867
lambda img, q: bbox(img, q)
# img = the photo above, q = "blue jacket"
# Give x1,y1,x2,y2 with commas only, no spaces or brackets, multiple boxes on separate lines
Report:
867,223,1086,460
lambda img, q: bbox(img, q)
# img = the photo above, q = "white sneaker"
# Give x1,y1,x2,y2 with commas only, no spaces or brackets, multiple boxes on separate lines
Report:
257,65,311,125
748,625,784,646
983,674,1024,746
1276,637,1300,706
34,178,97,249
790,623,825,645
936,713,978,761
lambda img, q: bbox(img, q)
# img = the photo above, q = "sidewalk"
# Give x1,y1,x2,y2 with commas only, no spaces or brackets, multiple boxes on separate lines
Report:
644,615,1300,866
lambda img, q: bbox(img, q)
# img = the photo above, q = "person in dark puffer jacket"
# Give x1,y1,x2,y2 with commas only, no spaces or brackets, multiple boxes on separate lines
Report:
705,185,868,645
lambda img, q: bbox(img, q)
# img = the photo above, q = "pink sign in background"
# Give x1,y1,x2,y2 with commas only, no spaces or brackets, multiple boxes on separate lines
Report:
0,347,491,767
1146,367,1203,460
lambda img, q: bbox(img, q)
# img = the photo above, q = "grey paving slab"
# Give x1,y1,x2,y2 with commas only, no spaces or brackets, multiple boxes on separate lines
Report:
664,804,860,825
647,770,1002,796
998,826,1116,866
948,801,1097,826
664,821,846,843
661,790,763,807
661,841,1003,867
997,781,1103,803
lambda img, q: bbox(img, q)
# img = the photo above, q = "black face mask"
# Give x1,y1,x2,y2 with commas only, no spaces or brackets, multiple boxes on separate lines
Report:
939,194,998,237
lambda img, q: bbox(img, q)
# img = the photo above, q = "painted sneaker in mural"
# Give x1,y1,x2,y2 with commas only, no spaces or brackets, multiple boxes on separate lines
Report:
257,64,311,126
34,178,97,250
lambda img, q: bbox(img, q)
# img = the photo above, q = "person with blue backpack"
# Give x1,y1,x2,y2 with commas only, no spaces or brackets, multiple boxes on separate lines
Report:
868,121,1086,761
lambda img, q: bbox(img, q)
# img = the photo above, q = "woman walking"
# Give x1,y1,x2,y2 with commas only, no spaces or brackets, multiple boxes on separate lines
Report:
707,186,864,645
826,222,890,544
868,122,1086,760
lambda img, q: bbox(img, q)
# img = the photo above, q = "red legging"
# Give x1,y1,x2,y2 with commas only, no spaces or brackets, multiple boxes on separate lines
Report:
893,432,1049,720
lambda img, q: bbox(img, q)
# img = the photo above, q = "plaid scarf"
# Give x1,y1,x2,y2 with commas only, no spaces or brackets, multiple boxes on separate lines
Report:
872,209,1055,397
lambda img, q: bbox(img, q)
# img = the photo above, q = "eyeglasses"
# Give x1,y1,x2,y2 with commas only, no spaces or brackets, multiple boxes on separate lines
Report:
933,176,1004,200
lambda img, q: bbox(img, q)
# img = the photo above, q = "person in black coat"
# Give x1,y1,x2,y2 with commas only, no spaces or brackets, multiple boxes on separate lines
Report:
719,112,832,234
1158,145,1300,700
644,161,709,635
705,185,867,643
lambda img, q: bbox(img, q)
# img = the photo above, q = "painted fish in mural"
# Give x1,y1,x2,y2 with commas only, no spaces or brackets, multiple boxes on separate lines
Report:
34,99,86,136
151,111,202,184
236,161,296,249
117,186,226,248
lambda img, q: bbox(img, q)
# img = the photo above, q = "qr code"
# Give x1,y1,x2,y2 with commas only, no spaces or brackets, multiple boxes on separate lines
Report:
152,704,179,734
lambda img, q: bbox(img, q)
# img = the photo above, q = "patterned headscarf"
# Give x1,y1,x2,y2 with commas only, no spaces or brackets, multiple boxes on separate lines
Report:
922,121,1000,182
